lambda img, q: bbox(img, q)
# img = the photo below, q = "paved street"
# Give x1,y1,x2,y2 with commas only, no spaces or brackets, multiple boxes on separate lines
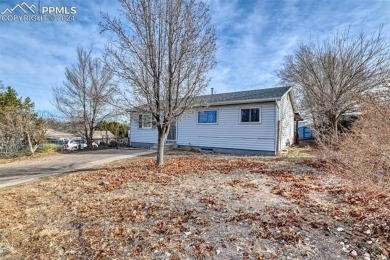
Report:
0,149,155,189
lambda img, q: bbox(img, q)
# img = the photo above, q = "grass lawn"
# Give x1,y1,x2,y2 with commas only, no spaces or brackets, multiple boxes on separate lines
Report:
0,151,389,259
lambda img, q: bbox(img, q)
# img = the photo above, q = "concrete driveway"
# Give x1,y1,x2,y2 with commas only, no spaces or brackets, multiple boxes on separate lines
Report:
0,149,155,189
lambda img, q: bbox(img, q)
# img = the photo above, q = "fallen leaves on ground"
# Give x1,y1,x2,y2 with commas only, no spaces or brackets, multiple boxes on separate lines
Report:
0,155,389,259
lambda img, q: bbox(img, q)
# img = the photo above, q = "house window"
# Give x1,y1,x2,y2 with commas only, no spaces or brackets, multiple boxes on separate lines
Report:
198,110,217,124
241,108,260,123
138,114,152,128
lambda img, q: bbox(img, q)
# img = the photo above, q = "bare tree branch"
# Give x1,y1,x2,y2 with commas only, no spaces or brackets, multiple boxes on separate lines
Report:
52,47,116,148
277,26,390,147
101,0,216,165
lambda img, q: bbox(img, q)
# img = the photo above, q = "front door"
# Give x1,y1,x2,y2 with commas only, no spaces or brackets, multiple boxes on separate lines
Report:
167,122,177,141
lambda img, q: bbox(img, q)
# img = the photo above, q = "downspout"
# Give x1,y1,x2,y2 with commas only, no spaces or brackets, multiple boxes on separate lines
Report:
275,101,280,156
295,119,299,145
128,112,132,147
176,121,178,145
294,113,302,145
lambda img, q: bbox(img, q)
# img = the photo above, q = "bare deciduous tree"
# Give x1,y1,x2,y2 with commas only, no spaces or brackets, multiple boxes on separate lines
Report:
0,85,46,156
0,110,45,155
101,0,216,165
52,47,116,148
277,27,390,144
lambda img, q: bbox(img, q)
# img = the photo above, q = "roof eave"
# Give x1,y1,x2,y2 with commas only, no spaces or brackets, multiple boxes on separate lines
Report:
129,98,281,112
202,97,281,107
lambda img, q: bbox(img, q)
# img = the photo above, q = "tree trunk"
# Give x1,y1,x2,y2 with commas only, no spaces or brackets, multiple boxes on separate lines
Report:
87,127,94,148
329,117,338,137
327,115,339,149
156,127,169,166
25,131,38,155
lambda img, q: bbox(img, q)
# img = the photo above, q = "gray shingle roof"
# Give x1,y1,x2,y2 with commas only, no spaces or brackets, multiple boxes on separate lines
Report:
195,86,291,104
129,86,292,112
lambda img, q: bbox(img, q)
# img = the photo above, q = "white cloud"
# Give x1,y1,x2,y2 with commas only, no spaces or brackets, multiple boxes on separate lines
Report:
0,0,389,110
207,0,390,94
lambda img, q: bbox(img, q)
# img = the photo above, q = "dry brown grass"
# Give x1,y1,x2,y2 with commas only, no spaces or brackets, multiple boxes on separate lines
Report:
284,140,318,159
0,154,389,259
334,103,390,193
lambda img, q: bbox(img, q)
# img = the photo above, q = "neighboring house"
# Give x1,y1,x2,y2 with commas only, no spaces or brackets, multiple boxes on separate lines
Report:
46,129,116,144
129,86,300,155
92,131,115,144
45,129,78,140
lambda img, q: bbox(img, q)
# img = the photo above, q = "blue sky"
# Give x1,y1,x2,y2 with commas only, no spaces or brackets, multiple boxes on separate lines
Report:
0,0,389,112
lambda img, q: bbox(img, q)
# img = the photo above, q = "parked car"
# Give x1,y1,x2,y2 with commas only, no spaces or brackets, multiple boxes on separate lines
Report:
63,139,97,151
46,138,68,148
63,139,84,151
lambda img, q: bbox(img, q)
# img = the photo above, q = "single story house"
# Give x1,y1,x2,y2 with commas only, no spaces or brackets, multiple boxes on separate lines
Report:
92,130,115,144
45,129,78,139
129,86,300,155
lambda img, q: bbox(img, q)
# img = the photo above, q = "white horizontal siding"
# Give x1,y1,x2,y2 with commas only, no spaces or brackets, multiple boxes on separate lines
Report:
177,102,276,151
130,119,158,144
279,92,295,150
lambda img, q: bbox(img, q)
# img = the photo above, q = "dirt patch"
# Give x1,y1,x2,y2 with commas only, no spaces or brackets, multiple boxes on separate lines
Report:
0,155,388,259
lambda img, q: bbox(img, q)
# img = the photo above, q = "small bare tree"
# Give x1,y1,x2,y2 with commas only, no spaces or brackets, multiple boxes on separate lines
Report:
101,0,216,165
277,27,390,145
0,85,46,156
52,47,116,148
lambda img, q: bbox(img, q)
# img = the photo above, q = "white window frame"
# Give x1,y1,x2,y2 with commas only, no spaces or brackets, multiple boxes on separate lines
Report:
197,110,218,124
139,114,153,129
239,107,261,123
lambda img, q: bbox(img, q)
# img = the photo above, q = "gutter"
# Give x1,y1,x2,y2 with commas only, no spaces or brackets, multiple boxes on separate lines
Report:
201,97,281,107
129,97,282,112
275,100,280,156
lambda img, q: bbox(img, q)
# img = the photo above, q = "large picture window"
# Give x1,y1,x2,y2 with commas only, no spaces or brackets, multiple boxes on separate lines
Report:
198,110,217,124
138,114,152,128
240,108,260,123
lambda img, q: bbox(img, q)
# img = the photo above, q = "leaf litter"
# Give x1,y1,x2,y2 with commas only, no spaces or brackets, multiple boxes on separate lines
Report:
0,154,389,259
